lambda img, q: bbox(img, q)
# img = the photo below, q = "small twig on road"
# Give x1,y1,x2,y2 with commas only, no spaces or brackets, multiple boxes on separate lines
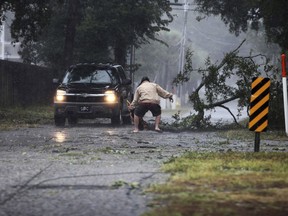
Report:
33,171,164,186
0,163,53,206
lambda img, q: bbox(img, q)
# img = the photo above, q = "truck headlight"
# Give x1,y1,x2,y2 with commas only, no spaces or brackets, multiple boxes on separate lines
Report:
105,90,117,103
55,89,66,102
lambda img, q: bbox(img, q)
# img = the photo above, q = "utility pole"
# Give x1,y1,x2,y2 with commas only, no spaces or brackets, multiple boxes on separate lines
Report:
170,1,196,107
178,0,189,107
129,45,135,91
175,0,190,106
179,0,189,75
1,16,5,60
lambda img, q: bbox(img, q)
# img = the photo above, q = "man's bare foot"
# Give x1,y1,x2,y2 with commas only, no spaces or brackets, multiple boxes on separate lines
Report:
155,128,163,133
133,129,139,133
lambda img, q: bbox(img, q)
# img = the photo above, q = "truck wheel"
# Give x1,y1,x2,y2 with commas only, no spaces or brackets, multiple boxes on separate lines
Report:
111,107,121,125
111,113,121,125
68,116,78,125
122,115,131,125
55,116,65,126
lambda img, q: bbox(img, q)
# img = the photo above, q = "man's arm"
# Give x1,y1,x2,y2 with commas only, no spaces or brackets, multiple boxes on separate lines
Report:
129,89,139,109
156,84,173,99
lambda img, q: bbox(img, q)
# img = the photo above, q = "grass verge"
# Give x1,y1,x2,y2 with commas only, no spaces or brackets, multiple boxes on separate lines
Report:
144,152,288,216
0,105,54,130
219,129,288,141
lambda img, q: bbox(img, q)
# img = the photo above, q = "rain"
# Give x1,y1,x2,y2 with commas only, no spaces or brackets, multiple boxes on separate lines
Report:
0,1,288,216
135,1,281,123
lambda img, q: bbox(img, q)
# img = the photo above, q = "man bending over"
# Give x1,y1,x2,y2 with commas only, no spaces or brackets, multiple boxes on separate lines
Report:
129,76,173,133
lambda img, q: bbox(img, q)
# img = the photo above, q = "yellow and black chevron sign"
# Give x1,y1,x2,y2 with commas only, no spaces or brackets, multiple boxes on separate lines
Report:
249,77,271,132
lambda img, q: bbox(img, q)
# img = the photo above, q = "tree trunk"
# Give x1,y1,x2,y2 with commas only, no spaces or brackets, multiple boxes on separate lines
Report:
114,38,127,67
63,0,80,71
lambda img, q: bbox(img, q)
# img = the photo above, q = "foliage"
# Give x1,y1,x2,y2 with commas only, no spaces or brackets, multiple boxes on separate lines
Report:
172,47,193,84
0,0,52,44
0,106,54,130
0,0,173,71
77,0,173,66
145,152,288,216
194,0,288,51
1,0,76,70
172,39,283,129
170,111,213,130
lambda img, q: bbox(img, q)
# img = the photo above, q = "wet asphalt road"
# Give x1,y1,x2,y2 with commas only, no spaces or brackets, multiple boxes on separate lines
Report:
0,119,287,216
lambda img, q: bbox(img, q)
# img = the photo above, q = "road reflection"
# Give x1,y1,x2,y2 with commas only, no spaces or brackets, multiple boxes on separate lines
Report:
54,131,66,143
106,130,117,135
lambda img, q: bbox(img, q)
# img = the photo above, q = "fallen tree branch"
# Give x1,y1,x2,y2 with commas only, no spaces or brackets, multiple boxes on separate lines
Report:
217,104,240,125
205,95,239,108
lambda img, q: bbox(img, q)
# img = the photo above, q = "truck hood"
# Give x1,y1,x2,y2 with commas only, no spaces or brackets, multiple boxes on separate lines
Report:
59,83,117,94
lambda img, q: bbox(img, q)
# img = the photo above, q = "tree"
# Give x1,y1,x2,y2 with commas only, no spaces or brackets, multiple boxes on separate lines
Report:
194,0,288,51
1,1,52,44
85,0,173,66
173,40,280,128
1,0,173,71
1,0,84,70
18,0,111,70
62,0,80,68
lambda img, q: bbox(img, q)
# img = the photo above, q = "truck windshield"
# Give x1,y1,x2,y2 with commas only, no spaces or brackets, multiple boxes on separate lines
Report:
62,66,120,85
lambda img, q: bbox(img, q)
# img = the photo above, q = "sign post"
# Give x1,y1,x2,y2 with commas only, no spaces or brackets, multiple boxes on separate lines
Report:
254,132,260,152
248,77,271,152
281,54,288,136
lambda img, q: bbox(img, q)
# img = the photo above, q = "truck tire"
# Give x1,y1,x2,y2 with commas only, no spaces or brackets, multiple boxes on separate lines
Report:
68,116,78,125
55,116,65,126
111,113,121,125
122,115,131,124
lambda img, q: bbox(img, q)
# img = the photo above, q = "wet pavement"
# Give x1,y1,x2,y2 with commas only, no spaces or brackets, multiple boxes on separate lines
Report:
0,119,287,216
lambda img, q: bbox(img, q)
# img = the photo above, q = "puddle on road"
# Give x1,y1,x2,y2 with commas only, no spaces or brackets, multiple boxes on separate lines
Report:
106,130,117,136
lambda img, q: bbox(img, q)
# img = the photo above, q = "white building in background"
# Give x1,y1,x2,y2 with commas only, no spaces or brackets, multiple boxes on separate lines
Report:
0,11,22,62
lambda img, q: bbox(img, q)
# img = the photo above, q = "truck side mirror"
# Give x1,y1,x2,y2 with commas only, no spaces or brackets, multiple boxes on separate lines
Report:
53,78,59,84
122,79,132,85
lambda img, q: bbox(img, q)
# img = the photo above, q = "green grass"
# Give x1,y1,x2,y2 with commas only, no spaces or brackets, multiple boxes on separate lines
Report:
219,129,288,141
144,152,288,216
0,105,54,130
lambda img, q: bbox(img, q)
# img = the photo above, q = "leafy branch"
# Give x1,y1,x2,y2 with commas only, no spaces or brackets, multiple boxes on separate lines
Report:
173,39,277,128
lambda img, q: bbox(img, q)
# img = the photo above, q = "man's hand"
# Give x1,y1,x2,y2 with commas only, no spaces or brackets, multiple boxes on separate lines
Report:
127,100,133,111
128,105,135,111
169,96,174,103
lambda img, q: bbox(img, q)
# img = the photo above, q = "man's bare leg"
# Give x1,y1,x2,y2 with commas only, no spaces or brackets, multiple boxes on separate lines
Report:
133,115,140,132
155,115,161,131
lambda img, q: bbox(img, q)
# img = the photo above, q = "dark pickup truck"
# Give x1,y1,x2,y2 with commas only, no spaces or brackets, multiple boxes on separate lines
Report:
53,63,133,126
